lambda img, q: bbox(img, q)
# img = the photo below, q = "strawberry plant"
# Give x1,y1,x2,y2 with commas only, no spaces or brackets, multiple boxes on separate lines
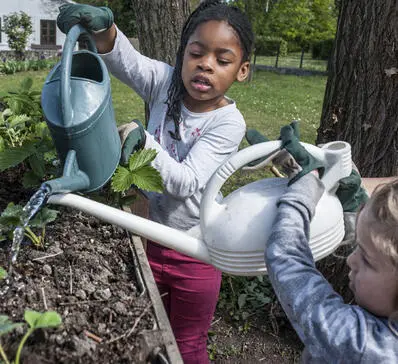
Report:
91,148,164,207
0,202,59,248
0,310,62,364
111,148,163,194
0,77,58,187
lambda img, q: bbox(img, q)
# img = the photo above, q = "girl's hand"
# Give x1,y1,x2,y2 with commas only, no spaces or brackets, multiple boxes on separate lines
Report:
57,3,114,34
57,4,117,53
118,120,147,165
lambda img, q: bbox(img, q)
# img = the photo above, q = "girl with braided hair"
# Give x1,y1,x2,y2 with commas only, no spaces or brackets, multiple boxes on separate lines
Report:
57,1,254,361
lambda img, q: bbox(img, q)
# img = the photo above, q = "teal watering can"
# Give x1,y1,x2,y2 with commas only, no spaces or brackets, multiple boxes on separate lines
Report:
41,24,120,193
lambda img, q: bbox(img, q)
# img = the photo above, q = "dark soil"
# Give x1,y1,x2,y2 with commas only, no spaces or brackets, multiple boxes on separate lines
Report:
0,168,158,363
210,308,303,363
2,166,352,363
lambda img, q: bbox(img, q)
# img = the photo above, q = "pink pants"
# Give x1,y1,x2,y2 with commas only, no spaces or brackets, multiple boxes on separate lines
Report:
146,241,222,364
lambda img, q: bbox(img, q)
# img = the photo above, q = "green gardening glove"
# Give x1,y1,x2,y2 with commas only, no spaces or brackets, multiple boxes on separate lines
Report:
245,129,270,166
280,122,324,185
246,129,270,145
336,170,369,212
57,3,114,34
336,170,369,243
118,120,146,165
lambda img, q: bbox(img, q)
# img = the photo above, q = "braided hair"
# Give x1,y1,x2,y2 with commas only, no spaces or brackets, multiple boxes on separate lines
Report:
166,0,254,140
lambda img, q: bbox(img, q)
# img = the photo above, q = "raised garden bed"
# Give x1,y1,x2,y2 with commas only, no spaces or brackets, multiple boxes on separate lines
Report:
0,168,182,363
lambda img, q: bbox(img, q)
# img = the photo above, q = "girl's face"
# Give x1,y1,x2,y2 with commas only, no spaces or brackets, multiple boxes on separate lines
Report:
347,206,398,317
181,20,249,113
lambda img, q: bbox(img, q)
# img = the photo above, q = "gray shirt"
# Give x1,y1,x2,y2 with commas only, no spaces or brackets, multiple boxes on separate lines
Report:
266,174,398,363
101,27,246,231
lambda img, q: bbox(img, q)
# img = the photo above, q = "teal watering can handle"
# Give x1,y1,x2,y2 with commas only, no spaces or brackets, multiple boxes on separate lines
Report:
200,140,352,229
61,24,98,127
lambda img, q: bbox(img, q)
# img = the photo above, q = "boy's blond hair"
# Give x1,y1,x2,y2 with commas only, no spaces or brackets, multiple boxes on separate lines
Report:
365,179,398,335
366,179,398,267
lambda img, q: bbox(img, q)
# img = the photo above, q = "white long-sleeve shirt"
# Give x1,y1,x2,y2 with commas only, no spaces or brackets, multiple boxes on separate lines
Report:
101,27,246,231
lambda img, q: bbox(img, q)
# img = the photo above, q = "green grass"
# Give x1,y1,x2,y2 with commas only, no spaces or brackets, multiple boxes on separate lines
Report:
1,68,326,194
255,52,328,72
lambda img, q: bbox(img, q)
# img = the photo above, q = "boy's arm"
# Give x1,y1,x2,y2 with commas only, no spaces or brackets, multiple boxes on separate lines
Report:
266,174,368,362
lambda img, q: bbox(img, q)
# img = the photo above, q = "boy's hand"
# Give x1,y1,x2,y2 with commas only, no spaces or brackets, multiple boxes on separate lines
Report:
245,129,270,167
245,126,302,177
57,3,114,34
118,120,146,165
337,170,368,212
246,128,270,145
279,122,324,185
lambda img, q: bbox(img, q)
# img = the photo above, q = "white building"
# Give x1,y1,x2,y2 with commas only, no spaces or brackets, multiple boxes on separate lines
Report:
0,0,74,51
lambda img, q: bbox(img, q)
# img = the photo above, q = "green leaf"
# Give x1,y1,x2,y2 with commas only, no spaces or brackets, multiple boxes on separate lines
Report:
0,142,36,171
24,310,42,328
20,77,33,92
8,113,30,128
0,267,7,280
28,153,45,178
130,165,163,193
0,136,5,152
0,202,22,227
30,207,59,228
24,310,62,329
128,149,157,172
34,311,62,329
111,166,135,192
111,149,163,193
0,315,23,336
22,170,41,188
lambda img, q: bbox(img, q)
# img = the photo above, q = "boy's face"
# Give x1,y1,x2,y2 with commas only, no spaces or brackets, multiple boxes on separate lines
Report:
181,20,249,113
347,206,398,317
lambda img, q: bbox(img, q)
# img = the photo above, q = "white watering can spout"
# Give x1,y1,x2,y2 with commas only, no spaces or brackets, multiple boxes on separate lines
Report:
47,140,352,276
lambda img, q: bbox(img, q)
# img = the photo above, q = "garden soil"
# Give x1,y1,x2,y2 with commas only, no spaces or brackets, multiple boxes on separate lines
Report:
0,168,157,363
2,167,350,364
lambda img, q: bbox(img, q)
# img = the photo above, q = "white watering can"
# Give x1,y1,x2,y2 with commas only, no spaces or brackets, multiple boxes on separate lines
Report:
47,140,352,276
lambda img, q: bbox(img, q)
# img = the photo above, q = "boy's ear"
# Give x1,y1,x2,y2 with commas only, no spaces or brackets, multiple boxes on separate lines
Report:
236,61,250,82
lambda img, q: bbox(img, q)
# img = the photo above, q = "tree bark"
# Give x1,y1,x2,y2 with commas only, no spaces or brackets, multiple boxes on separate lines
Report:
317,1,398,177
130,0,190,65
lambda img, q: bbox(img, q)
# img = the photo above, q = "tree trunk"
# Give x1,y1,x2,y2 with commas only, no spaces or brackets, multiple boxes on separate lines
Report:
275,42,280,68
317,1,398,177
299,47,305,69
130,0,190,65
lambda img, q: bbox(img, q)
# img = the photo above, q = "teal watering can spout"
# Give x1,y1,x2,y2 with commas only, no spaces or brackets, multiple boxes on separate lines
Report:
44,150,90,193
41,24,121,194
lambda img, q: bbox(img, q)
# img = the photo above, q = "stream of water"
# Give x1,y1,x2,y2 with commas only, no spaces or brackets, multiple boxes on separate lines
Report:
1,184,51,296
9,184,51,266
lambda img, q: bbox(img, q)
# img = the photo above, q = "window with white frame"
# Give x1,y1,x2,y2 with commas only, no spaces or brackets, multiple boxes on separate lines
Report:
40,19,56,45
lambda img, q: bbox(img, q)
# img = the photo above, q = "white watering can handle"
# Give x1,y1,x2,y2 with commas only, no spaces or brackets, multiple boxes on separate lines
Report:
200,140,352,228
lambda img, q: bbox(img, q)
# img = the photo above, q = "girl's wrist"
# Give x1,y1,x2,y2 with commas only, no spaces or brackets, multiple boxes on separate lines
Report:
93,24,117,53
